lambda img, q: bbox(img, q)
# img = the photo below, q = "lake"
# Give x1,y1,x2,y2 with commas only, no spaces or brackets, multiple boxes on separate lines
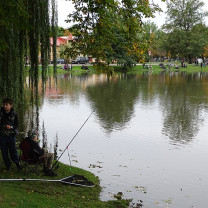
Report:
36,71,208,208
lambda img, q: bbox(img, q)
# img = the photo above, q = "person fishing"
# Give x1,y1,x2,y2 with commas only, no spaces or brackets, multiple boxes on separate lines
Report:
0,98,21,170
25,129,57,177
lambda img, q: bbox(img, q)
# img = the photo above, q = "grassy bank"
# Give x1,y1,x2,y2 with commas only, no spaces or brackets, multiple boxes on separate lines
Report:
52,63,208,74
0,157,128,208
130,63,208,74
32,63,208,76
48,65,95,75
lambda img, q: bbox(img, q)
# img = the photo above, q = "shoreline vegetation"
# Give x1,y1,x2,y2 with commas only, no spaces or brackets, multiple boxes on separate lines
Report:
0,155,129,208
40,63,208,75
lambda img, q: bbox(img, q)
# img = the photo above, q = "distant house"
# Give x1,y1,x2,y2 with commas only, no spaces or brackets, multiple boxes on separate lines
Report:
49,34,96,64
50,34,73,61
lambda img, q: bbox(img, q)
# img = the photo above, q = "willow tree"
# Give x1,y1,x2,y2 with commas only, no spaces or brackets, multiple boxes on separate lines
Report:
0,0,27,100
66,0,164,70
0,0,57,100
0,0,57,133
51,0,58,74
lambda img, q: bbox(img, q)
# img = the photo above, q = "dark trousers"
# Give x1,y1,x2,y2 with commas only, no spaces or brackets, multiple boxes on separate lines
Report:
0,134,19,168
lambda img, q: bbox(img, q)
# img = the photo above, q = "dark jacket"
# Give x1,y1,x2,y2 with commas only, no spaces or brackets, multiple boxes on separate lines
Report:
0,107,18,136
25,137,44,159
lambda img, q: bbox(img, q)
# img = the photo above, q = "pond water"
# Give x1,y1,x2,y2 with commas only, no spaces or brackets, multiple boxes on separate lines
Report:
37,72,208,208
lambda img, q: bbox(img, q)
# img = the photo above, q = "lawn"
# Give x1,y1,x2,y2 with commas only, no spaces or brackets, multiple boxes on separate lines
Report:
53,63,208,74
32,62,208,76
0,156,129,208
129,63,208,74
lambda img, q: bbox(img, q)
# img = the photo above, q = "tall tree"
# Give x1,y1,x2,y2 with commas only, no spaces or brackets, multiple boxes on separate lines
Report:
165,0,207,31
162,0,208,62
0,0,57,99
66,0,163,70
142,21,166,60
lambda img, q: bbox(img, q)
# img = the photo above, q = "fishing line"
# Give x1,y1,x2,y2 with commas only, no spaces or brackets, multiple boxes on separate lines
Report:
52,110,94,169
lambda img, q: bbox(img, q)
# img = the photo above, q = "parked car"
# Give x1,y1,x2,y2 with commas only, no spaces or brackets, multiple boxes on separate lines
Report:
57,59,65,64
50,59,65,64
72,57,89,64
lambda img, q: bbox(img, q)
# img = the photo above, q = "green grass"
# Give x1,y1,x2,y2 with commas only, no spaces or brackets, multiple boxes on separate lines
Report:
53,63,208,74
31,63,208,76
0,157,129,208
128,63,208,74
48,65,96,75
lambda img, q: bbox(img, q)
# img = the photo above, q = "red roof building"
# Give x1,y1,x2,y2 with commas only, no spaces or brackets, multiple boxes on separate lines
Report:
50,34,73,61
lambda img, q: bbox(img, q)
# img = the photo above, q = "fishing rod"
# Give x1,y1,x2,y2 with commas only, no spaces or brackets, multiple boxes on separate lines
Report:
52,110,94,169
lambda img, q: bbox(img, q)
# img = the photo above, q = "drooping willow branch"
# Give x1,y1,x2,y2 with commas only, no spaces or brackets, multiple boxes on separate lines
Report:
0,0,57,100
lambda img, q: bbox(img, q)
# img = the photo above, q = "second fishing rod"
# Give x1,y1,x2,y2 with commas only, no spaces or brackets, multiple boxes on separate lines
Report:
52,110,94,169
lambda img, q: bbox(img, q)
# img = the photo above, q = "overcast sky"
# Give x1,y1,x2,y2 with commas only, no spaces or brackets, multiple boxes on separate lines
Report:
57,0,208,29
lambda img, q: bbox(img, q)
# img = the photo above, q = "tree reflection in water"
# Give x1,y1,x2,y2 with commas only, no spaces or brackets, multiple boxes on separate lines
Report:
1,71,208,148
85,72,208,144
86,74,140,133
160,72,208,144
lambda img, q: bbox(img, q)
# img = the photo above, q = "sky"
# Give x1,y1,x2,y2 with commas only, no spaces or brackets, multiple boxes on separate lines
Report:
57,0,208,29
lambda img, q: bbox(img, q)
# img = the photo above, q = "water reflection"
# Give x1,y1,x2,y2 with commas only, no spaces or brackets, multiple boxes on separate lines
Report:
38,72,208,145
2,71,208,146
159,72,208,144
86,74,139,133
162,103,202,144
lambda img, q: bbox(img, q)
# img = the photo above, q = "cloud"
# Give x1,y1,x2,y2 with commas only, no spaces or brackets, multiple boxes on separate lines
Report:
57,0,74,28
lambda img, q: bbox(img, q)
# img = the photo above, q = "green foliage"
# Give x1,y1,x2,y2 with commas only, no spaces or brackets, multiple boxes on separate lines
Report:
40,0,51,82
60,45,78,63
162,24,208,60
161,0,208,62
67,0,161,70
51,0,58,73
50,26,65,37
0,0,57,98
164,0,208,32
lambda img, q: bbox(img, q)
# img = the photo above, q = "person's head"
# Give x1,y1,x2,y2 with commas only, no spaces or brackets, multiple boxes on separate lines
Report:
28,129,38,141
3,98,13,113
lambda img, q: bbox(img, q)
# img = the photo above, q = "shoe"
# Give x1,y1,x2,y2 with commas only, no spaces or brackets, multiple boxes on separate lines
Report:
45,169,57,177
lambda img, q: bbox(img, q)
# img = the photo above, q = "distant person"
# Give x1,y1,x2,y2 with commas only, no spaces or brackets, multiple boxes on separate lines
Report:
64,64,69,71
26,129,57,176
0,98,20,170
181,61,184,68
